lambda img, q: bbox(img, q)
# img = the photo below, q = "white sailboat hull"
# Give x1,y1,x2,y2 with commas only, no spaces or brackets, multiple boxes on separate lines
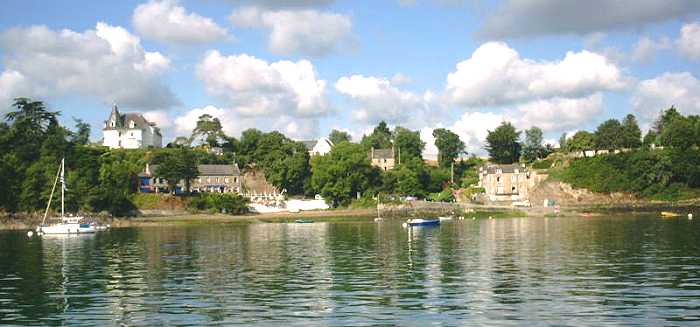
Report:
37,223,98,234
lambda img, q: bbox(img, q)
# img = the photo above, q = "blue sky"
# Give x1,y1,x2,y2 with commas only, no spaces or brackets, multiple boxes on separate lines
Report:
1,0,699,156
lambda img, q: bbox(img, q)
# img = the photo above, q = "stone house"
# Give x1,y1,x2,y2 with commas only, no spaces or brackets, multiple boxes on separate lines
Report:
139,163,242,193
478,164,539,201
370,147,395,171
103,104,162,149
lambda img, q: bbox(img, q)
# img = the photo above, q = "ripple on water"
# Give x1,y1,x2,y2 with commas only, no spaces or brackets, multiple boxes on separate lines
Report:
1,217,700,325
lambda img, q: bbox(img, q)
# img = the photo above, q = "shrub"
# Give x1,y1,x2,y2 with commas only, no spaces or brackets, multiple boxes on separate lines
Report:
188,193,249,214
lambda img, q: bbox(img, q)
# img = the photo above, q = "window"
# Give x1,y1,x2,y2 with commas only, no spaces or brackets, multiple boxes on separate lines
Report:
216,177,220,183
207,177,211,183
512,186,517,193
234,177,238,183
225,178,229,183
496,176,501,182
129,121,135,128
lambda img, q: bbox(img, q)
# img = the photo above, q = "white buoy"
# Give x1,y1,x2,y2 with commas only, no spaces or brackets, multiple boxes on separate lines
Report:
488,216,493,219
689,213,693,220
27,231,33,238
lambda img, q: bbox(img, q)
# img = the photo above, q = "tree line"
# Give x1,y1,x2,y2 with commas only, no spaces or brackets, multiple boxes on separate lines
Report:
0,98,483,215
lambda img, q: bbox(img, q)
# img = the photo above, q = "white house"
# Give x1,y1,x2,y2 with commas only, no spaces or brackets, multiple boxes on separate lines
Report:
300,137,334,156
103,104,162,149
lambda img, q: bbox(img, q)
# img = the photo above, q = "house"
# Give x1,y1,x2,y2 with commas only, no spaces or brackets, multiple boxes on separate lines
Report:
478,164,539,201
139,163,242,193
370,147,395,171
299,137,334,156
103,104,162,149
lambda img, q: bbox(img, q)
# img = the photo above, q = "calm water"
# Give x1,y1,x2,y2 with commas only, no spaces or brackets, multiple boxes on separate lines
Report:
1,216,699,326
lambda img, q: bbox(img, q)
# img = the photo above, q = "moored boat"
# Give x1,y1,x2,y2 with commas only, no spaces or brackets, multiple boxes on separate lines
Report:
402,218,440,228
35,158,109,235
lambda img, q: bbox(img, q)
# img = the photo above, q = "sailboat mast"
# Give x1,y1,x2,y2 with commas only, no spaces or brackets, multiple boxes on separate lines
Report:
61,158,65,218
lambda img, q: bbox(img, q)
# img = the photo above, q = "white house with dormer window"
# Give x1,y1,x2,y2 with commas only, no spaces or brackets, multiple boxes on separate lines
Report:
103,104,162,149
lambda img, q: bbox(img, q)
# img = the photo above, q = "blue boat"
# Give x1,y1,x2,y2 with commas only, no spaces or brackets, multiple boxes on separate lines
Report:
402,218,440,228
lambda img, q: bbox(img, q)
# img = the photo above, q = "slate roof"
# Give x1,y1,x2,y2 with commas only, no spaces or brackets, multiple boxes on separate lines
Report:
103,105,161,136
140,164,241,177
372,148,394,159
483,164,527,174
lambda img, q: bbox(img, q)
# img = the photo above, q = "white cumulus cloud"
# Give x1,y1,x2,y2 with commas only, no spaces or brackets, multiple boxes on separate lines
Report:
0,70,33,111
230,6,353,56
133,0,228,44
677,22,700,60
0,23,177,110
335,74,440,127
197,50,329,117
632,36,671,63
445,42,626,107
631,72,700,122
506,94,604,133
173,105,320,140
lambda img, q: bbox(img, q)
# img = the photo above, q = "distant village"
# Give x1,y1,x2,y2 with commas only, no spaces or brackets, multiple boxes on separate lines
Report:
100,103,547,208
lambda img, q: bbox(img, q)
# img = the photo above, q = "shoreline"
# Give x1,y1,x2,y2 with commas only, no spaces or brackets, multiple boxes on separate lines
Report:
1,202,696,231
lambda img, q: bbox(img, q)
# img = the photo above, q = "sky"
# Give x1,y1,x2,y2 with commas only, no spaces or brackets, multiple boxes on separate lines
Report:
1,0,699,158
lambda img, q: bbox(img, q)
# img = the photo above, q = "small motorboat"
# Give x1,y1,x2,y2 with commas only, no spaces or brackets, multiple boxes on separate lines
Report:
294,219,314,224
402,218,440,228
438,216,453,221
661,211,681,218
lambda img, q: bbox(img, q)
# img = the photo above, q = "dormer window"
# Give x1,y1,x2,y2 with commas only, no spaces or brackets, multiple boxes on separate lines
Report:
129,121,135,128
111,120,115,127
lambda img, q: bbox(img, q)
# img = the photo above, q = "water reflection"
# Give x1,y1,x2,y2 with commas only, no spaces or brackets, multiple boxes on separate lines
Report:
0,216,699,325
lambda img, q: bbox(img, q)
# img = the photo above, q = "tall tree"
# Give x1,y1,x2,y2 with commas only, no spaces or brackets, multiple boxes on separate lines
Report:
156,148,199,193
594,119,624,150
620,114,642,149
521,126,546,163
328,129,351,145
310,142,380,207
191,114,225,147
653,106,682,135
72,118,91,145
393,126,425,162
432,128,465,168
566,131,595,155
660,115,695,149
559,133,568,152
485,122,521,164
361,121,393,149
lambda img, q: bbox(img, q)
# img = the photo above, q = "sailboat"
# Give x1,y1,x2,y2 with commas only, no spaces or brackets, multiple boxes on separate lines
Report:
35,158,109,235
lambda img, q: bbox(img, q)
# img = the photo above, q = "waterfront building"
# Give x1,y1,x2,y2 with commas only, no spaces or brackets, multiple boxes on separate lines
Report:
103,104,162,149
139,163,242,193
478,164,539,201
370,147,395,171
299,137,334,156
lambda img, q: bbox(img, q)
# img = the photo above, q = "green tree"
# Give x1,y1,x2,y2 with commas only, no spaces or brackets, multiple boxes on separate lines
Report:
393,126,425,162
191,114,225,147
485,122,521,164
432,128,465,168
660,116,695,149
72,118,91,145
620,114,642,149
361,121,393,149
521,126,545,163
156,148,199,193
642,130,658,148
594,119,624,150
653,106,682,135
328,129,351,145
559,133,568,152
566,131,595,155
310,142,380,207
